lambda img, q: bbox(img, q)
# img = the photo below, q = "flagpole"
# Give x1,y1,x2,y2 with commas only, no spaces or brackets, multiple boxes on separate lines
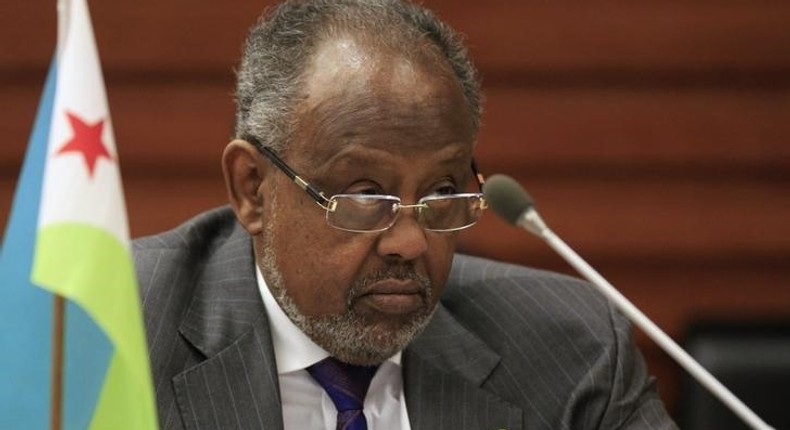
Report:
57,0,70,58
50,296,64,430
50,2,69,430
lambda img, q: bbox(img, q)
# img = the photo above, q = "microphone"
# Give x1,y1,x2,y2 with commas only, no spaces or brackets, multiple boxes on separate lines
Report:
482,174,775,430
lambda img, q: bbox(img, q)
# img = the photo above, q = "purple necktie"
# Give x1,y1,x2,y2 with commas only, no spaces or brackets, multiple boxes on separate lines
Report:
307,357,379,430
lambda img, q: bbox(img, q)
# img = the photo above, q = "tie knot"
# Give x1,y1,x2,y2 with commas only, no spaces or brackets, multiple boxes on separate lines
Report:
307,357,378,412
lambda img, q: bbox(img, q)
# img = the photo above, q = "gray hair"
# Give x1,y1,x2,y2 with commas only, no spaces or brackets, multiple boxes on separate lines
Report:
234,0,481,152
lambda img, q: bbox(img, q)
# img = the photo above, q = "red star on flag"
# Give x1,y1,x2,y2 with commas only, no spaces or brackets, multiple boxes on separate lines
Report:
57,111,114,177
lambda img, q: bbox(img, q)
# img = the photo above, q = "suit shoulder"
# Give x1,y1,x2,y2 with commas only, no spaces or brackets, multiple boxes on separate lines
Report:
447,253,605,307
444,253,615,338
132,206,243,296
133,206,238,253
448,253,587,288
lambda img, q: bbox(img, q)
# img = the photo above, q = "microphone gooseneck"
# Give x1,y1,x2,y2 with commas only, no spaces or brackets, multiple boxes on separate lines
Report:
482,174,775,430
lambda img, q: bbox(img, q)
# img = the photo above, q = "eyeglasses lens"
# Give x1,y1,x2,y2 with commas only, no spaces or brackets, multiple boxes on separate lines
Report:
420,195,483,231
327,194,484,232
327,195,398,232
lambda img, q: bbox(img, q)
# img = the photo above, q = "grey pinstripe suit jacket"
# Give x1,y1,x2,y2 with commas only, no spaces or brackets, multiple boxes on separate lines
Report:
134,206,677,430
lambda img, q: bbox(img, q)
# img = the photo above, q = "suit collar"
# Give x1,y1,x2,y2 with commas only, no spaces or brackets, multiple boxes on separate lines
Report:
404,305,523,430
408,305,500,385
173,221,284,429
176,221,263,357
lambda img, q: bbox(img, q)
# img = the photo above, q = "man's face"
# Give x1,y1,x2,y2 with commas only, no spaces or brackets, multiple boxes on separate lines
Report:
254,36,476,365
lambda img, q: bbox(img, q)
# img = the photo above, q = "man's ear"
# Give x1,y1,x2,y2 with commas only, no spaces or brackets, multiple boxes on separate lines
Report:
222,139,268,235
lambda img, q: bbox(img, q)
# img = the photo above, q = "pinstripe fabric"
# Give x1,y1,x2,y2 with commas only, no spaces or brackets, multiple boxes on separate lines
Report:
134,206,677,430
135,207,283,430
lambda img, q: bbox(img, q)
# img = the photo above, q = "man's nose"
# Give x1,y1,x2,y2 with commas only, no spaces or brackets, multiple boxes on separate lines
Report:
375,206,429,261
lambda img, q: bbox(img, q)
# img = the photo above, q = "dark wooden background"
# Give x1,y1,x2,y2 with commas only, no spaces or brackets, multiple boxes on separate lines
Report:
2,0,789,420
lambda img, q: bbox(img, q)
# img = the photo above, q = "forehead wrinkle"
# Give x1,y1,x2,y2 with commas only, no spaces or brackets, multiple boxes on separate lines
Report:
295,90,379,166
316,140,473,185
301,90,473,163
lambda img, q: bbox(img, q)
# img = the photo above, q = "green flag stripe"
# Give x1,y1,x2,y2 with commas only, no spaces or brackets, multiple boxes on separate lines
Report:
32,223,157,429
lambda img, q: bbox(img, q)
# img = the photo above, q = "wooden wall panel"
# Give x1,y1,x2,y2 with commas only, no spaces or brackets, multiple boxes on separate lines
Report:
5,1,790,72
2,0,790,421
4,82,789,173
479,87,790,168
438,2,790,73
460,178,790,262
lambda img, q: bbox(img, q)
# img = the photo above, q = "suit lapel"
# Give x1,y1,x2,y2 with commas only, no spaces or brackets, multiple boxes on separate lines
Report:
172,224,284,430
162,221,521,429
404,306,523,430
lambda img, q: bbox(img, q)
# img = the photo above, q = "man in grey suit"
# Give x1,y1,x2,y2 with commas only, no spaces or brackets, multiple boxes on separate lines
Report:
134,0,678,428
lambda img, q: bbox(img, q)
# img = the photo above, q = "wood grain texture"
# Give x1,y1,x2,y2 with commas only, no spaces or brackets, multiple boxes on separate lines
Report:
2,0,789,420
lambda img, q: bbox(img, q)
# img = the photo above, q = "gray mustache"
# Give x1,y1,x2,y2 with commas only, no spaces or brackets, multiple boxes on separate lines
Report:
349,265,432,300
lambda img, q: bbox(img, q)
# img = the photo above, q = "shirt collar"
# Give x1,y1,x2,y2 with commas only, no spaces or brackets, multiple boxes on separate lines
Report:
256,265,401,374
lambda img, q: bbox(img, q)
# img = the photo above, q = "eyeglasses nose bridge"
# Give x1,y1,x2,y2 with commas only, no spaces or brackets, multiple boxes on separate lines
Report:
393,202,429,214
387,202,430,230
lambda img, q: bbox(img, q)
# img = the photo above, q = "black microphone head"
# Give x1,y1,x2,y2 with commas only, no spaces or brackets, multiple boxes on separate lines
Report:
482,174,535,225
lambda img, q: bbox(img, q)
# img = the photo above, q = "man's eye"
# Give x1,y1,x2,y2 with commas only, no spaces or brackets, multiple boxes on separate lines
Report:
346,185,382,195
432,185,457,196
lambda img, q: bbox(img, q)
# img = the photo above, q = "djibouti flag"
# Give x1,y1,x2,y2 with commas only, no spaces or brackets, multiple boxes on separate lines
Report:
0,0,158,428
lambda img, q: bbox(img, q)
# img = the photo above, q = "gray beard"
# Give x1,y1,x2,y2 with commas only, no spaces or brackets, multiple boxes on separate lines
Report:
259,193,436,366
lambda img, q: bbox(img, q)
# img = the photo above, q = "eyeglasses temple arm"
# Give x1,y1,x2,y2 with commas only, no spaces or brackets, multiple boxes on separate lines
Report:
254,143,332,206
471,158,485,192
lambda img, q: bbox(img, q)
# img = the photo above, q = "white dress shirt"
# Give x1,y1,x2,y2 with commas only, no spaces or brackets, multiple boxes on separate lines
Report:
257,267,412,430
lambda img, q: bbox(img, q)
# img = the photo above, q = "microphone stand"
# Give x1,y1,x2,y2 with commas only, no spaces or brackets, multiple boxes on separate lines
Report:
519,207,775,430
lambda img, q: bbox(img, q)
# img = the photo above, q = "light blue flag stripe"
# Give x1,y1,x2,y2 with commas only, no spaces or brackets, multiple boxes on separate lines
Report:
0,61,57,429
0,59,114,429
64,302,112,429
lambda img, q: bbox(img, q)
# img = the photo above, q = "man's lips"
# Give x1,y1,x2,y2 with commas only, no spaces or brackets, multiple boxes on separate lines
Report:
356,279,426,315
